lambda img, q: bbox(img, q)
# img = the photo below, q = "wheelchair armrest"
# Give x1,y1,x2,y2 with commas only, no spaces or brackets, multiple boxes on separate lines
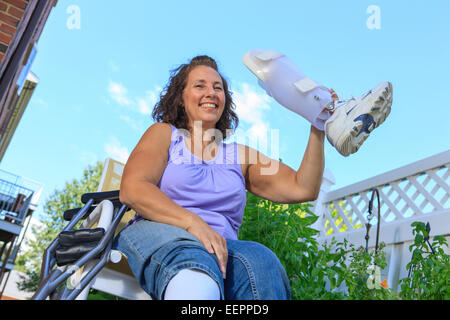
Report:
63,190,129,222
63,207,95,221
81,190,120,205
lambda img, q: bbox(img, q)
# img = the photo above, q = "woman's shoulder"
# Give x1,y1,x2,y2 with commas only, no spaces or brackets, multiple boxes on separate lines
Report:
137,122,173,150
144,122,174,138
149,122,173,132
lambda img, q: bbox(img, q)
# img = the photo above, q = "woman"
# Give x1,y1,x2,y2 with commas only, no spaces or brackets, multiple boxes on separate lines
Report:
113,54,328,300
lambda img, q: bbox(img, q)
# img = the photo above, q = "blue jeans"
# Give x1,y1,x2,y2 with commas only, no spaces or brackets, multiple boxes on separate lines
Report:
112,219,291,300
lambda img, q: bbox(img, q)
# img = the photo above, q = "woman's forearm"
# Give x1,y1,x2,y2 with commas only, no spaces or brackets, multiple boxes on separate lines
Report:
295,125,325,199
120,180,201,230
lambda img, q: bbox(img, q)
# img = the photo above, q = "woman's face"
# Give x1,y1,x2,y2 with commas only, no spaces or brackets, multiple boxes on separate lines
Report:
182,65,226,130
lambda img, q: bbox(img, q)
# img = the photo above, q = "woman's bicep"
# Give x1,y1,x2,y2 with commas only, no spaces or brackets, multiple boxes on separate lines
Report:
242,145,311,204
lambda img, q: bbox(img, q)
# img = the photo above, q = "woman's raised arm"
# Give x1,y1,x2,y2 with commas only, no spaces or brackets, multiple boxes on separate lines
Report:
241,125,325,204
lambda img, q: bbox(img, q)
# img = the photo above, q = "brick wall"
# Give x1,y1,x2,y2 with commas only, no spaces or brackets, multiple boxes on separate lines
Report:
0,0,28,64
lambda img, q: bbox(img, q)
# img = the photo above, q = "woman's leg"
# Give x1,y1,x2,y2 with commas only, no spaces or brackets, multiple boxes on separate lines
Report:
243,49,393,157
164,268,221,300
242,49,334,131
224,240,290,300
113,219,225,300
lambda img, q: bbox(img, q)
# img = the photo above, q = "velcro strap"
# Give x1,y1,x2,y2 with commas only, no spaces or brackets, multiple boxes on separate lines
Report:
293,77,325,93
255,50,284,61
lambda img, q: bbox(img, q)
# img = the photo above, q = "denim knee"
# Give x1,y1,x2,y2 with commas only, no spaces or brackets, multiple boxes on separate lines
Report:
112,220,224,299
151,240,225,300
226,240,291,300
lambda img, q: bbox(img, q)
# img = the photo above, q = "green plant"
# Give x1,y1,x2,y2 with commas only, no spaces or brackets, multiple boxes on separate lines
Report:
239,192,401,300
87,289,125,300
239,192,348,299
338,241,395,300
399,222,450,300
239,192,450,300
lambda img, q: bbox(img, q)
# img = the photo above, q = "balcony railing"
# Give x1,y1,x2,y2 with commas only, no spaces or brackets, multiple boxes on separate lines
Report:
0,169,43,291
0,179,34,226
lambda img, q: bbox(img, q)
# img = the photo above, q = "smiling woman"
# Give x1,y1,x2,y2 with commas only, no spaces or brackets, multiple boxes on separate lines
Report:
115,54,326,300
182,66,226,132
152,55,239,140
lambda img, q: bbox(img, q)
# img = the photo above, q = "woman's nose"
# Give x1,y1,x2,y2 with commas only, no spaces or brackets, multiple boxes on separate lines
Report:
205,86,217,97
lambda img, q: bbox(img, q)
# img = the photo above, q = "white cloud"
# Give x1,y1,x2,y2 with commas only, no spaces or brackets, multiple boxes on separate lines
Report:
107,81,161,133
233,82,271,123
104,137,130,163
137,98,151,115
146,87,161,107
232,82,273,147
108,81,131,106
108,81,161,117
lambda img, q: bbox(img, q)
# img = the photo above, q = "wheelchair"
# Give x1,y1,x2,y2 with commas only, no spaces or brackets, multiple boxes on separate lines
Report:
32,159,152,300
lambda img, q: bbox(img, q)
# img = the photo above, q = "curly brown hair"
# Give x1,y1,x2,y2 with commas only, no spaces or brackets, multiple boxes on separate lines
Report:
152,55,239,140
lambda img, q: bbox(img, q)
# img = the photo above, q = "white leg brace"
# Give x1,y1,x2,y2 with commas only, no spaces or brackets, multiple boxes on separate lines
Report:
163,268,221,300
243,50,334,130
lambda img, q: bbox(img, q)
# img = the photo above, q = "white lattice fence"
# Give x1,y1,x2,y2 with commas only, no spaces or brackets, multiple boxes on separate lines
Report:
322,161,449,236
311,150,450,291
314,150,450,239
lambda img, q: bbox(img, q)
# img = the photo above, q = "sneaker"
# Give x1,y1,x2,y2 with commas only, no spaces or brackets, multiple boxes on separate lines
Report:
325,81,393,157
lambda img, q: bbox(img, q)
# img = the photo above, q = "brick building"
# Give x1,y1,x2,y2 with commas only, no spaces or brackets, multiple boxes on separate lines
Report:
0,0,57,300
0,0,57,160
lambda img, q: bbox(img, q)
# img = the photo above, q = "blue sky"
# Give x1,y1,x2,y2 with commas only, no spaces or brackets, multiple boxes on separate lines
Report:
1,0,449,220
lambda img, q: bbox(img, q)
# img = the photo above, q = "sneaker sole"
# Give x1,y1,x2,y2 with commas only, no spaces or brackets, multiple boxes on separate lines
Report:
336,82,393,156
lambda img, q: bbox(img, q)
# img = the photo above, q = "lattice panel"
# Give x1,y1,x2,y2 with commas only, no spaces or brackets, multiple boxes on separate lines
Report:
323,164,450,236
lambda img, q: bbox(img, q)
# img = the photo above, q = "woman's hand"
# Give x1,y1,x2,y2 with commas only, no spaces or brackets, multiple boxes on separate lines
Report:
186,216,228,279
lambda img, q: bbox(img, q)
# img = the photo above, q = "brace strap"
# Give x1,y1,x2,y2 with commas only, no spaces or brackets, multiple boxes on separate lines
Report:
293,77,329,94
255,50,285,61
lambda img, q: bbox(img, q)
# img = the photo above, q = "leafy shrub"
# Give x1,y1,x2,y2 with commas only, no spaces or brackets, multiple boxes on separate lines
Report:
239,191,348,299
239,192,449,300
399,222,450,300
337,241,395,300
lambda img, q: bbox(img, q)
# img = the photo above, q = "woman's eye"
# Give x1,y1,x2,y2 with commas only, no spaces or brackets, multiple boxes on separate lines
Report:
215,87,223,91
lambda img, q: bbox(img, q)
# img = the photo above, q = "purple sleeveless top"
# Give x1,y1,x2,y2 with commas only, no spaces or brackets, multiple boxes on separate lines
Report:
128,124,247,240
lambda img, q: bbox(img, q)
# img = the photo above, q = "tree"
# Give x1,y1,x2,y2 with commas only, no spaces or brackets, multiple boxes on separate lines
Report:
15,161,104,292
